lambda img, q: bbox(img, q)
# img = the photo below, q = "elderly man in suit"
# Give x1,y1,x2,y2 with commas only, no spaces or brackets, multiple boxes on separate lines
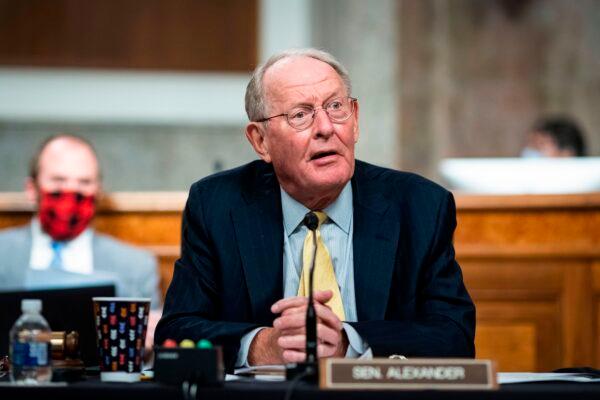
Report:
156,48,475,371
0,134,161,311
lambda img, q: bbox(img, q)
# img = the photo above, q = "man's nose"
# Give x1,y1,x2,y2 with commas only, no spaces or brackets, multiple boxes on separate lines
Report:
61,181,79,192
312,108,334,138
63,180,91,194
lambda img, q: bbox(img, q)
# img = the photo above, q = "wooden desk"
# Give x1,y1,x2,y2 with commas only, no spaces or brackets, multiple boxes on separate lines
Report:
1,192,599,372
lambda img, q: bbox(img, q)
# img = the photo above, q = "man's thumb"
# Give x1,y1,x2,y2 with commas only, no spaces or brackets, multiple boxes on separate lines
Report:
313,290,333,303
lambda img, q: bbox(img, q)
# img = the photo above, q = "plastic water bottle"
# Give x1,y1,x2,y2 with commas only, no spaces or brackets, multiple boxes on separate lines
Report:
9,299,52,384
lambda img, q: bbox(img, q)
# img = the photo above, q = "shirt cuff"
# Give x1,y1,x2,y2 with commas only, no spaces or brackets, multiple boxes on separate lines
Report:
342,322,372,359
235,327,266,368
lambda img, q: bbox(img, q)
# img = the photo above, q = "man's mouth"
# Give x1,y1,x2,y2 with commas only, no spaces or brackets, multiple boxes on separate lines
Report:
310,150,338,161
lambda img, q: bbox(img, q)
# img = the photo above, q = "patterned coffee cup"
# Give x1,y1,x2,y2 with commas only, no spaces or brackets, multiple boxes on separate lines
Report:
92,297,150,382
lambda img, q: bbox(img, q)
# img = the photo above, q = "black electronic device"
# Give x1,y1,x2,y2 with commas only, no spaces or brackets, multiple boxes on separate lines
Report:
154,346,224,386
0,284,115,366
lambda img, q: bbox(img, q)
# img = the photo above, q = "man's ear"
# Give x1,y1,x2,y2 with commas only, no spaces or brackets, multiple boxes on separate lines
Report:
24,177,38,205
245,123,272,163
353,100,360,143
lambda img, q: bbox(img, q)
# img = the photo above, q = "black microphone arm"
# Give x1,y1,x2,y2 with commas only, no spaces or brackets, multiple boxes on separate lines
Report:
286,211,320,382
303,212,319,365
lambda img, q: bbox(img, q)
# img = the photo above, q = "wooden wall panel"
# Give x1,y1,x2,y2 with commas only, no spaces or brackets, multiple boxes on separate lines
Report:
476,300,562,371
157,253,179,297
455,193,600,371
93,212,181,245
456,210,600,256
590,262,600,368
561,263,595,367
475,324,536,372
1,192,599,371
0,0,258,71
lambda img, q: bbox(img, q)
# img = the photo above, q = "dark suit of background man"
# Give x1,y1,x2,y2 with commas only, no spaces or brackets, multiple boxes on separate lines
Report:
155,48,475,371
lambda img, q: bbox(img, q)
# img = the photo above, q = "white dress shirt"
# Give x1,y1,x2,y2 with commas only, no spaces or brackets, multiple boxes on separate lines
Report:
29,218,94,274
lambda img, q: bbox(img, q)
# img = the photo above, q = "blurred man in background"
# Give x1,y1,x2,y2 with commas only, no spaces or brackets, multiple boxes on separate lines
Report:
0,134,162,341
522,116,588,158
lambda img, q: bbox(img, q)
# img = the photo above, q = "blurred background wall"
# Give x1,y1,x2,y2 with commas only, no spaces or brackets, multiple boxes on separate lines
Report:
0,0,598,191
397,0,600,178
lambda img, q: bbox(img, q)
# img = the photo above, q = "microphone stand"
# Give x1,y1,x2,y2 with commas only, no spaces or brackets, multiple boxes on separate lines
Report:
286,212,319,383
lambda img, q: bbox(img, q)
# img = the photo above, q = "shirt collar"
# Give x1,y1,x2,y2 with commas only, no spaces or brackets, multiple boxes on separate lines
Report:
30,217,94,273
31,217,93,248
280,182,353,236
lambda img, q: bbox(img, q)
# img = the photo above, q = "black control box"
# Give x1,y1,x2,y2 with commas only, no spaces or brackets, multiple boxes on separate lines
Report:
154,346,224,386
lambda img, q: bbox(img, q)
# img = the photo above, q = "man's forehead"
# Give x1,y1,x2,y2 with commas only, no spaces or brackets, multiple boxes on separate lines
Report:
38,138,99,176
43,137,94,156
263,56,343,95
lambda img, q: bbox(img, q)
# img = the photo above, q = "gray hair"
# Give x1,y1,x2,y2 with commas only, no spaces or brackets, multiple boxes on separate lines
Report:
245,48,352,122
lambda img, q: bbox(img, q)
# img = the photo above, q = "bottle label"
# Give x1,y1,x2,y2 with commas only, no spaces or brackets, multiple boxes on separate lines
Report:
12,342,50,367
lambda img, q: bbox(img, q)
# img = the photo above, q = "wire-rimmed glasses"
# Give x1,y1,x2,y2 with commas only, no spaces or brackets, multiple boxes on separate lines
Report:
255,97,357,131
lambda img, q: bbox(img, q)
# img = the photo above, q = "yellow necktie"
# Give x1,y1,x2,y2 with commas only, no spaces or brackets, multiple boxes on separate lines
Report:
297,211,346,321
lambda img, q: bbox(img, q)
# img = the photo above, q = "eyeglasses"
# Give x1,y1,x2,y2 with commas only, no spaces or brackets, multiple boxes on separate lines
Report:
255,97,357,131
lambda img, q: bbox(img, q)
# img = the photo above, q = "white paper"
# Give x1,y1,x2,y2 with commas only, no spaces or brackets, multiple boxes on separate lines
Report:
232,364,286,382
499,372,600,384
234,364,286,375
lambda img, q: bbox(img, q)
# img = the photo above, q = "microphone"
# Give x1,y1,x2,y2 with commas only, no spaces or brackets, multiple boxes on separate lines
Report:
286,211,319,382
303,212,319,366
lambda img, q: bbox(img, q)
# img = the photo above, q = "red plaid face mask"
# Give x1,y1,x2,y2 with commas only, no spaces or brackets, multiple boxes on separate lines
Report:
38,190,96,241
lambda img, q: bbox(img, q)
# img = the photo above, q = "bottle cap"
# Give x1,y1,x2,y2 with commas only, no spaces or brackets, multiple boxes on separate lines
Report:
21,299,42,313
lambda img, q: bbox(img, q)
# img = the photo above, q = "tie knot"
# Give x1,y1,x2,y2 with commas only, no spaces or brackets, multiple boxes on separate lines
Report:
51,241,64,253
313,211,328,227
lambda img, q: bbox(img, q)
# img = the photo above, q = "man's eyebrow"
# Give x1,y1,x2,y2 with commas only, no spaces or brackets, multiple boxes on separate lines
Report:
290,102,314,109
287,91,345,109
77,176,97,184
325,93,345,103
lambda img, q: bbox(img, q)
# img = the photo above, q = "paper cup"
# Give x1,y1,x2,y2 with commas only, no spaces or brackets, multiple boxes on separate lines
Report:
92,297,150,382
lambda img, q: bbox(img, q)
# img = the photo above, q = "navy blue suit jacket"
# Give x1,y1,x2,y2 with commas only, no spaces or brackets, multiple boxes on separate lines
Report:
155,160,475,371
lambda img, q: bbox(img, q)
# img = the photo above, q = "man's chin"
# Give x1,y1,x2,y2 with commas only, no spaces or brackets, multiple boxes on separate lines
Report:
306,172,352,195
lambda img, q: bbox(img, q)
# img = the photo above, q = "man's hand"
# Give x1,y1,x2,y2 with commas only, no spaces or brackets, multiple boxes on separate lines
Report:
247,327,283,365
247,290,349,365
273,290,348,363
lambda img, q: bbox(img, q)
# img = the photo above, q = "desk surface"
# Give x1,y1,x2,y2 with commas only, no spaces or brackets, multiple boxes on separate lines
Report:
2,379,600,400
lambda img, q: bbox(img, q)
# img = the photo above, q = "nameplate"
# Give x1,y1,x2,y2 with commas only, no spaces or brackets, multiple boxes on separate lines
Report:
319,358,497,390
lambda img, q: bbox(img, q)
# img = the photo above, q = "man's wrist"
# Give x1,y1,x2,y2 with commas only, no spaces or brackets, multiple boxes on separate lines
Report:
248,327,281,365
336,328,349,357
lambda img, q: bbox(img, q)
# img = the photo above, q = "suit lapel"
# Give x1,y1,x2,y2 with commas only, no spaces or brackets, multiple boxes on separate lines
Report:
352,162,401,321
232,164,283,324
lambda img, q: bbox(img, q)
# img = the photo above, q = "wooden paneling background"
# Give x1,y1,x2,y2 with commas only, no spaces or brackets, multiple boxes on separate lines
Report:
1,191,599,372
0,0,257,71
456,194,600,372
